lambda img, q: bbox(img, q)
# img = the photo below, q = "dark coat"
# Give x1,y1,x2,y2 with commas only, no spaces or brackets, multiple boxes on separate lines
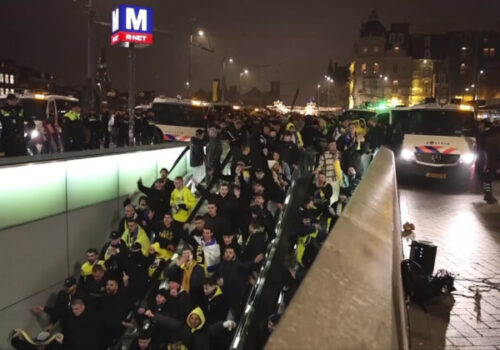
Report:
190,136,206,167
137,179,173,220
61,308,100,350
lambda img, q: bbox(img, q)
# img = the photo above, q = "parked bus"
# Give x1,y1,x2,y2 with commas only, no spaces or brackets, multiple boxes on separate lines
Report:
151,97,212,142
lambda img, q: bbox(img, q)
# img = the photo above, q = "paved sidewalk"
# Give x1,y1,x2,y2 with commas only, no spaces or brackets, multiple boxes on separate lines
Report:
400,181,500,350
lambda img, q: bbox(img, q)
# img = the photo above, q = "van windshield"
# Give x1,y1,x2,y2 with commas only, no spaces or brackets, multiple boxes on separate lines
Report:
21,99,47,120
409,109,475,137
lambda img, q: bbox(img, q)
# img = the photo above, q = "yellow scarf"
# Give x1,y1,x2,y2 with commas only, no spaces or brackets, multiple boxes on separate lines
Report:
181,260,197,293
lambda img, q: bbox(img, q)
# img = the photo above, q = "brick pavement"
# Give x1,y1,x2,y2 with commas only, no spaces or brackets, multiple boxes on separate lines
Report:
400,181,500,350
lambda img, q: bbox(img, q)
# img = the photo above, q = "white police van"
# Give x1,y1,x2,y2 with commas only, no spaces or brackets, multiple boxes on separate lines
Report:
395,103,476,187
0,93,79,154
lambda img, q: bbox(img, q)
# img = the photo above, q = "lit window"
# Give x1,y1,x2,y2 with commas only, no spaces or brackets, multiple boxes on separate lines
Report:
361,63,367,74
483,48,489,56
490,48,495,56
394,46,400,51
10,75,14,85
373,62,380,74
393,80,399,85
374,46,379,53
0,88,4,95
363,47,368,53
0,74,3,83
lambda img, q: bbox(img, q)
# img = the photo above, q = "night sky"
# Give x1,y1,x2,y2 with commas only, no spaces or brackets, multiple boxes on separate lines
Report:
1,0,499,104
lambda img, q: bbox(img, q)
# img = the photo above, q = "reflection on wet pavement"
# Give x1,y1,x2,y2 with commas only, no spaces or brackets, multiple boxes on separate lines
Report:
400,181,500,349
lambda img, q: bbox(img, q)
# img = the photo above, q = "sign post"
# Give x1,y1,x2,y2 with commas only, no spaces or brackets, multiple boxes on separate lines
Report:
111,5,153,144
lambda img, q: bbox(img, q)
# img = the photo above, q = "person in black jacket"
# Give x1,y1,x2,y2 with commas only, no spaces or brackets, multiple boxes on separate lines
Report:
137,177,173,221
277,131,299,168
201,276,228,324
150,212,183,252
190,129,206,189
100,231,129,277
83,264,108,312
253,167,285,205
126,242,151,300
100,277,132,347
215,247,263,315
249,194,275,238
0,94,34,156
203,202,230,243
60,298,100,350
146,306,235,350
195,181,238,226
31,277,86,332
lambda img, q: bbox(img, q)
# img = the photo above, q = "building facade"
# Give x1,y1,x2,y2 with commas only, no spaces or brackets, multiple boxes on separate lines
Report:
350,13,500,108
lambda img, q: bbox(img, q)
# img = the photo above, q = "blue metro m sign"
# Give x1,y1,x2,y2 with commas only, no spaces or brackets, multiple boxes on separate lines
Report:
111,5,153,47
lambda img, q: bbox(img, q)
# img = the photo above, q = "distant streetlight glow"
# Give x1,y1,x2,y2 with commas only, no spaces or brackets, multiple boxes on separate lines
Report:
185,81,190,87
198,30,204,37
480,70,484,75
228,58,234,64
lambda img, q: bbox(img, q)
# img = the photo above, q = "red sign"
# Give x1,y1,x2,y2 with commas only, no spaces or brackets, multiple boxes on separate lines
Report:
111,31,153,45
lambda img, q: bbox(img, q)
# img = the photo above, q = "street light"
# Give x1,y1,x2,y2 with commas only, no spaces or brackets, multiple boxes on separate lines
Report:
324,76,333,108
239,69,249,96
221,57,234,102
317,84,321,107
188,27,207,95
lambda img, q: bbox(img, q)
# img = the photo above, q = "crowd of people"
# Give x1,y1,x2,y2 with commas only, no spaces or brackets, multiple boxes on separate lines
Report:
14,110,386,350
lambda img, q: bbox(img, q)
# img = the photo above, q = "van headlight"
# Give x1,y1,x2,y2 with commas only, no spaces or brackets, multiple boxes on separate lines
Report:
401,149,414,161
459,153,475,164
31,129,40,139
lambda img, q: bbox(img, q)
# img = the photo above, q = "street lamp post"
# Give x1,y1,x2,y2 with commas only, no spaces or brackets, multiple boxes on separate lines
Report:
317,84,321,107
188,29,204,96
239,69,249,97
475,70,484,100
324,76,333,109
221,57,233,103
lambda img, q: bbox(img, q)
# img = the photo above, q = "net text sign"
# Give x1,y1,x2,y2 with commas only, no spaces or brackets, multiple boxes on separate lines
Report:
111,5,153,47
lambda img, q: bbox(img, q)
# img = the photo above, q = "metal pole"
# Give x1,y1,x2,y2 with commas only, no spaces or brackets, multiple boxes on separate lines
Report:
327,82,330,109
128,44,136,145
87,0,95,112
221,60,226,103
475,72,480,101
188,33,193,97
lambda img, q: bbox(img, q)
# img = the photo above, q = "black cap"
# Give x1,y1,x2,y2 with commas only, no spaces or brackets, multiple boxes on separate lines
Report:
138,328,152,339
157,288,169,299
6,93,17,100
254,167,264,173
109,230,120,239
168,269,183,285
64,277,77,288
195,128,204,135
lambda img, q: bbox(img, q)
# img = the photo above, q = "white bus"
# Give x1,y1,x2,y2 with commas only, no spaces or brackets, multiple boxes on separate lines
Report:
152,97,213,142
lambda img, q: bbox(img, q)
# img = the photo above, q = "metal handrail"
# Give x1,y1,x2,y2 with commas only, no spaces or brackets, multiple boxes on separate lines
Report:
229,150,317,350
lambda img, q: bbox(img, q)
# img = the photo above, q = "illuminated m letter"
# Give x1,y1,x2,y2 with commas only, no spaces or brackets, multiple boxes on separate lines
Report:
126,8,147,31
112,8,119,32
